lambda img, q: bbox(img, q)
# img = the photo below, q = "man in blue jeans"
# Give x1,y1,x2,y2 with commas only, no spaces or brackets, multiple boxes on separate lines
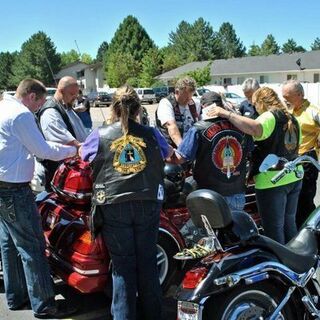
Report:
0,79,78,318
172,92,250,259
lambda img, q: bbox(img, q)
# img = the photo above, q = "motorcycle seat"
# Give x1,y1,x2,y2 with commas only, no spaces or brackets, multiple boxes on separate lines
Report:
248,228,317,274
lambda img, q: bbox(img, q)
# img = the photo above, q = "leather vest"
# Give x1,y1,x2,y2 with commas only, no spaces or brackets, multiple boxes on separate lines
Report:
155,94,199,147
91,120,165,204
251,109,300,177
193,118,249,196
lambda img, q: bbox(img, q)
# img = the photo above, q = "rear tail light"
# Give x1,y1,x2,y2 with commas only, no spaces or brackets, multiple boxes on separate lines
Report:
71,231,100,255
182,267,208,289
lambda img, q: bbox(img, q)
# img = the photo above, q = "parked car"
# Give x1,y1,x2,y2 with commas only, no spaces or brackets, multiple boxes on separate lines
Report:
153,86,174,102
3,90,15,96
46,87,57,100
224,92,246,107
135,88,157,104
193,88,211,99
87,91,113,107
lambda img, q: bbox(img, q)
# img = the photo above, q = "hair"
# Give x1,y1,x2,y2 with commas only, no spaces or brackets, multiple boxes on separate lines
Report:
282,79,304,96
242,78,260,93
252,86,295,131
16,78,46,100
175,76,197,92
110,85,141,135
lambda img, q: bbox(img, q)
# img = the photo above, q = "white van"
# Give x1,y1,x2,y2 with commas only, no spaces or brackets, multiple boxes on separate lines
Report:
135,88,156,104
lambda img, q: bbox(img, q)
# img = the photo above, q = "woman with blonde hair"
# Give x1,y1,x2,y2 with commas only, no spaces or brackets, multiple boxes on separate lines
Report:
209,86,303,244
80,84,172,320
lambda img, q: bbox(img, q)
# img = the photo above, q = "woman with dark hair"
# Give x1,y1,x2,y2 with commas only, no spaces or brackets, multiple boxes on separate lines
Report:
80,85,172,320
209,87,303,244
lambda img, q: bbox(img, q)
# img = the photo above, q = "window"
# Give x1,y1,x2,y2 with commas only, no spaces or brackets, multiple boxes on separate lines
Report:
314,74,320,83
76,70,85,78
223,78,232,85
287,74,297,80
259,75,269,83
237,77,245,85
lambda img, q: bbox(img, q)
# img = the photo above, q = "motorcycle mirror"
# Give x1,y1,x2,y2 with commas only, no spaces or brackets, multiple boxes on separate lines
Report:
259,154,280,172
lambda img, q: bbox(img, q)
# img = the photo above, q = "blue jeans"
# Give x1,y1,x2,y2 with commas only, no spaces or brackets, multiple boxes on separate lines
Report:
224,193,246,211
0,185,55,313
255,180,302,244
99,200,162,320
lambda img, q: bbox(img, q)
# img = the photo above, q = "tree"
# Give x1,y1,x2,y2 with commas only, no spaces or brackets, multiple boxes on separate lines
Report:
169,18,222,63
260,34,280,55
160,46,183,72
282,39,306,53
248,43,261,56
311,37,320,50
0,51,17,90
10,31,61,86
60,49,80,66
105,15,155,84
139,48,162,87
106,51,140,87
185,63,212,86
217,22,246,59
81,53,93,64
96,41,109,62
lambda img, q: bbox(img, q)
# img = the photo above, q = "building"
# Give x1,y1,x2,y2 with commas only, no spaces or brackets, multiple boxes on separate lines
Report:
156,50,320,85
54,61,105,93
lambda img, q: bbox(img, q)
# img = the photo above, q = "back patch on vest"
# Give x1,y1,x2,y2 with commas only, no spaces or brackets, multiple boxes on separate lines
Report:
283,123,298,151
110,135,147,174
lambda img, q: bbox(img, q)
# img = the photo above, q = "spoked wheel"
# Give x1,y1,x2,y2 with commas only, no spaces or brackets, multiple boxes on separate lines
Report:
156,233,179,292
204,283,297,320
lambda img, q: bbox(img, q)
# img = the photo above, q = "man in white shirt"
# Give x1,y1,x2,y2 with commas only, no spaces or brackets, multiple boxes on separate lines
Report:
155,76,201,147
36,76,88,191
0,79,77,318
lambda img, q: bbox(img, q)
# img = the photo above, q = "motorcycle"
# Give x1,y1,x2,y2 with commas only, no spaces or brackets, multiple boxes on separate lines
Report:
176,154,320,320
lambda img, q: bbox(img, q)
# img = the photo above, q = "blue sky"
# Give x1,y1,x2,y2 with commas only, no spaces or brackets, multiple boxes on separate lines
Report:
1,0,319,58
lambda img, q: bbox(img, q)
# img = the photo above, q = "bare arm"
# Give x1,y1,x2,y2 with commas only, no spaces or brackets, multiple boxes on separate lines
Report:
207,106,263,138
165,120,183,146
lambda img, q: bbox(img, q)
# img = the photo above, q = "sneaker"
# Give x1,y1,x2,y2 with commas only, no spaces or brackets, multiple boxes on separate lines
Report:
34,300,77,319
9,300,31,311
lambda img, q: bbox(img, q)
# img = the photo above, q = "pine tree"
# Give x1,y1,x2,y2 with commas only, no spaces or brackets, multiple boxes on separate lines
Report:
0,51,17,90
139,48,162,87
60,49,80,67
10,31,61,86
311,37,320,50
282,39,305,53
248,43,261,56
217,22,246,59
260,34,280,55
96,41,109,62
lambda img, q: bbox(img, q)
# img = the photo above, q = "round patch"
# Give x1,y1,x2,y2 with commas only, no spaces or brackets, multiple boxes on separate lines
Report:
212,135,243,178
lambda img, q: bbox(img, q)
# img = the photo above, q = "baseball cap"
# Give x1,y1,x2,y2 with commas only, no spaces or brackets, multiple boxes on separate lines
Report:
200,92,223,107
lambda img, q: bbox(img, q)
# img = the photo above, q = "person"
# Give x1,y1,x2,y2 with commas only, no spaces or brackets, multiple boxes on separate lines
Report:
35,76,88,191
73,89,93,132
239,78,260,119
0,79,78,318
80,85,172,320
209,87,302,244
282,79,320,228
155,76,201,147
172,92,250,259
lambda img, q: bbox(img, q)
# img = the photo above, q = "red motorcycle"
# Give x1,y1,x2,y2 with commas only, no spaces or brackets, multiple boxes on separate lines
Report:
34,159,193,294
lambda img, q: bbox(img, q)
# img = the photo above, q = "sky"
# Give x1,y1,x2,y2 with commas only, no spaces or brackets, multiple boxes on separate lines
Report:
0,0,320,58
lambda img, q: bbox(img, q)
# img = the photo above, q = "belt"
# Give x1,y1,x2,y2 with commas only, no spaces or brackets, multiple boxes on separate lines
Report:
0,181,30,189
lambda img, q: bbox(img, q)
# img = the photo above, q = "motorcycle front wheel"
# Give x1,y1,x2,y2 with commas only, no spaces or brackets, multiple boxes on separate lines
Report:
204,282,298,320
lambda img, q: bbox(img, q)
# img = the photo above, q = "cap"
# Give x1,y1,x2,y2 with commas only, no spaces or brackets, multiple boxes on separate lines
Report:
200,91,223,107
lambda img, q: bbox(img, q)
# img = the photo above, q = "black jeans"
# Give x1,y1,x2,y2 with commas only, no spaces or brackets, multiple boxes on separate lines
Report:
256,180,302,244
296,150,319,228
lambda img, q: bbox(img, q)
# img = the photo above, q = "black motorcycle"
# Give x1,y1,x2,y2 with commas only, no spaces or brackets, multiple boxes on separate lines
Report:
176,154,320,320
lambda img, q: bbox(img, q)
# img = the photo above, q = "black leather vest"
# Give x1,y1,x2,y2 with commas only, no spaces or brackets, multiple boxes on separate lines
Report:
192,118,249,196
155,94,199,147
91,120,165,204
251,109,300,177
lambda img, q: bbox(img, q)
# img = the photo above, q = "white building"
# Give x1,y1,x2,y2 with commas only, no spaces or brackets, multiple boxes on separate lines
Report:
156,50,320,86
54,61,105,94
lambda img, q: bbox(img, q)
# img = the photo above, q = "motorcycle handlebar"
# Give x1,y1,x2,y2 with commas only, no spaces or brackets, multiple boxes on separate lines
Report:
270,154,320,184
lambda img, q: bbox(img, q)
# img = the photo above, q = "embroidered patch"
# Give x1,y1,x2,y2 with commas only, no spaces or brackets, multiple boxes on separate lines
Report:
110,135,147,174
212,136,243,179
283,123,298,151
96,190,106,204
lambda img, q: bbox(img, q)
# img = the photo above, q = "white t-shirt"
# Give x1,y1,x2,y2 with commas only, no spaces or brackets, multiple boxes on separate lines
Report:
157,98,202,137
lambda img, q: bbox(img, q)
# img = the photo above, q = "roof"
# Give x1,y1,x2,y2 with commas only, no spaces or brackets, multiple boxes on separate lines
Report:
157,50,320,79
